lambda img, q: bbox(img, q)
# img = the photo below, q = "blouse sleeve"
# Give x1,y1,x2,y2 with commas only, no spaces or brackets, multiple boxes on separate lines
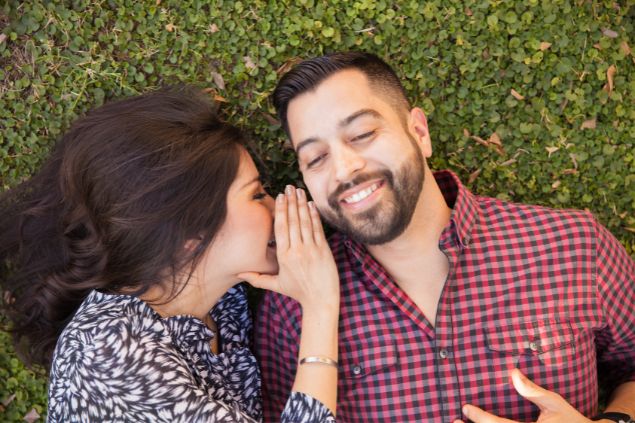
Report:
281,392,336,423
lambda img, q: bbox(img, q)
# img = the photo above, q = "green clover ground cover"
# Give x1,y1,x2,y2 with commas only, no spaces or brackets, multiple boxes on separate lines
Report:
1,1,633,420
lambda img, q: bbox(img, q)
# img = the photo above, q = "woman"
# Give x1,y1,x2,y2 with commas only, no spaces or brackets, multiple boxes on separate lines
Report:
0,87,339,422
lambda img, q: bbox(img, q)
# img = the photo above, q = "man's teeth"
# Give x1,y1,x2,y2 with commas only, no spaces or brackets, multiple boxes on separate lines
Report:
343,183,379,204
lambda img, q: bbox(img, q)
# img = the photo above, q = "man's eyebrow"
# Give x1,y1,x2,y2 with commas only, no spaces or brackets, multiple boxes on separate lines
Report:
340,108,382,127
294,109,383,155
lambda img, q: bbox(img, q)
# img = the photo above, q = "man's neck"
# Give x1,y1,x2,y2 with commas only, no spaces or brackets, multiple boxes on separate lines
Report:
366,168,452,272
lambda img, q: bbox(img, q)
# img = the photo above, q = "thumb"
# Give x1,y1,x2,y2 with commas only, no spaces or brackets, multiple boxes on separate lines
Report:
238,272,279,292
510,368,563,411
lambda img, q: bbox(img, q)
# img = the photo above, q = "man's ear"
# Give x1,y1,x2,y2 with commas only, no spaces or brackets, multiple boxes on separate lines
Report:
408,107,432,158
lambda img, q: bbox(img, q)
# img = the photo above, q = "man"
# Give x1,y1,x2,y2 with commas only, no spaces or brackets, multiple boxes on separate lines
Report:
255,52,635,423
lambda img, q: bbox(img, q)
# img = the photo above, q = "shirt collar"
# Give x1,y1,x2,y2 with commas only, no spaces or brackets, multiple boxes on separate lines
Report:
341,169,479,258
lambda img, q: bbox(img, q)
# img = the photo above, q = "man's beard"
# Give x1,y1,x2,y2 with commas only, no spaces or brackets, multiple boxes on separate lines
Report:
319,144,425,245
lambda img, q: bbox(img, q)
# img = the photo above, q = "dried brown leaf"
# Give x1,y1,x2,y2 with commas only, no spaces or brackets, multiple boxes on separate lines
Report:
470,135,488,146
463,128,470,138
165,23,176,32
23,408,40,423
551,180,561,189
209,23,219,33
605,65,616,94
499,158,517,166
539,42,552,51
2,394,16,407
580,118,596,129
211,71,225,90
488,132,502,146
602,28,618,38
0,34,6,44
620,41,632,56
545,146,559,157
510,89,525,100
243,56,257,70
261,112,279,126
276,57,303,76
468,168,481,184
465,7,473,16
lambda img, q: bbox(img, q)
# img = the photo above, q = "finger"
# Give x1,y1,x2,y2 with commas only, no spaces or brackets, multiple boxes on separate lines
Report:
308,201,327,245
286,185,302,246
462,405,517,423
296,188,314,244
510,368,563,411
238,272,279,292
274,193,289,252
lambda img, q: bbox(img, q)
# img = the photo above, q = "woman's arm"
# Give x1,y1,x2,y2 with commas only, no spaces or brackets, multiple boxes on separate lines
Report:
241,185,340,418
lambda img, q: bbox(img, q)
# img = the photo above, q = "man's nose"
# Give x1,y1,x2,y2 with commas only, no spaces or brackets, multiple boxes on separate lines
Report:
333,145,366,183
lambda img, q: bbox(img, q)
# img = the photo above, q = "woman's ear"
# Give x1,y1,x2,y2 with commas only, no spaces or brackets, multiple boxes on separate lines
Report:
183,236,204,254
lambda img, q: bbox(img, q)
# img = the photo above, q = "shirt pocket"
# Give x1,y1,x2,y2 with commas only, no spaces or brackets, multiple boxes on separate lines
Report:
339,336,398,380
486,318,576,368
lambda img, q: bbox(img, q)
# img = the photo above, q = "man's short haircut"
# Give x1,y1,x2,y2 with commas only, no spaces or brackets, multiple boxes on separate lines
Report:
272,51,411,138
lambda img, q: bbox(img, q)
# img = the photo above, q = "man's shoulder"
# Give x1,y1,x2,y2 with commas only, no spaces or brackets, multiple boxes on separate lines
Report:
474,194,599,239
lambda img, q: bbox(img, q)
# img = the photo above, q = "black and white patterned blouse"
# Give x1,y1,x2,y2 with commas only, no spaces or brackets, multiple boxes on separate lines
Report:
48,283,335,422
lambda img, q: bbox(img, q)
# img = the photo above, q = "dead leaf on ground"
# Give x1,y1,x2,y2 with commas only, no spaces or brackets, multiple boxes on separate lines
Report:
276,57,303,75
23,408,40,423
488,132,502,146
551,180,561,189
209,23,219,33
165,23,176,32
463,128,471,138
510,89,525,100
0,34,6,44
545,146,559,156
539,42,552,51
465,7,473,16
602,28,618,38
620,41,632,56
211,71,225,90
261,112,280,126
580,118,596,129
499,158,517,166
468,168,481,184
625,227,635,234
243,56,257,70
603,64,616,95
2,394,16,407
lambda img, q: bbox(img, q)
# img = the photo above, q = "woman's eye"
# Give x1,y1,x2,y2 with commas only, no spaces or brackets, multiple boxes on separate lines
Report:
253,192,267,200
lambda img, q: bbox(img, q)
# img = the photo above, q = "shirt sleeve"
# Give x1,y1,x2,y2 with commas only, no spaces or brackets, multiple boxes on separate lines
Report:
281,392,336,422
254,291,304,423
593,217,635,388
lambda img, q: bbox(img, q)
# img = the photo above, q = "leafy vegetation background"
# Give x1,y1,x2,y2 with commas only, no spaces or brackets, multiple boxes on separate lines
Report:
1,0,633,420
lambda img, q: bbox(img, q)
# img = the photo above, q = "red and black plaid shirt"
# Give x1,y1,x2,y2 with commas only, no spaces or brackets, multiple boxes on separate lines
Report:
256,170,635,422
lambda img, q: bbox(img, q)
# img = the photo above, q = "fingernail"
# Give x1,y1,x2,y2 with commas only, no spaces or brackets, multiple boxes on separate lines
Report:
276,193,284,203
285,185,294,195
462,406,469,418
308,201,316,210
297,188,305,199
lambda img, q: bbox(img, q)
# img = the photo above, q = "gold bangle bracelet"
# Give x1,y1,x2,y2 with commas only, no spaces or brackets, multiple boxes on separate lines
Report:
299,356,338,368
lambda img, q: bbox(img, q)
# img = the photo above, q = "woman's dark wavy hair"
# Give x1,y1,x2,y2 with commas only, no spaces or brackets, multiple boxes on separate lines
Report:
0,86,247,368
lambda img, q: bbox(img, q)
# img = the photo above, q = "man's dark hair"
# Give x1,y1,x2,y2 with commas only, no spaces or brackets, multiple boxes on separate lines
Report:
272,51,410,138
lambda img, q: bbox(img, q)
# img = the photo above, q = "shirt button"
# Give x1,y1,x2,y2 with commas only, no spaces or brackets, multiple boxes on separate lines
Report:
529,341,540,352
439,349,449,359
352,365,362,375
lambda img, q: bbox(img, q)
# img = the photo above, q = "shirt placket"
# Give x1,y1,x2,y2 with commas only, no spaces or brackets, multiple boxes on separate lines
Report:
434,235,464,422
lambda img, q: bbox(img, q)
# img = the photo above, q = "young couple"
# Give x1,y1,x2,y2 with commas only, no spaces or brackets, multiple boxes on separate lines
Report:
2,52,633,423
